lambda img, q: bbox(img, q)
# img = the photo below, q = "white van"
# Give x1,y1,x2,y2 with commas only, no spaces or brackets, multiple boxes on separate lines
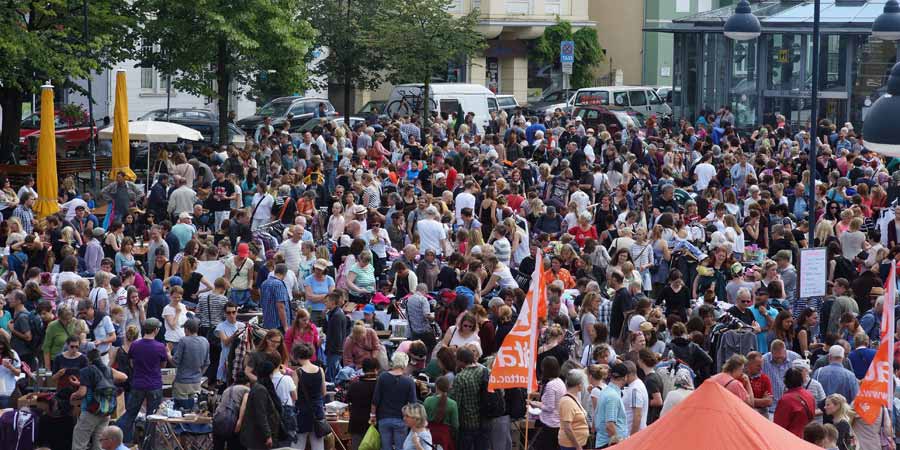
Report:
572,86,672,118
386,83,498,131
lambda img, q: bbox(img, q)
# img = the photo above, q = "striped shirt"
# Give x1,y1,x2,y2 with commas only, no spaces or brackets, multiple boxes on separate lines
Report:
260,276,292,330
13,205,33,235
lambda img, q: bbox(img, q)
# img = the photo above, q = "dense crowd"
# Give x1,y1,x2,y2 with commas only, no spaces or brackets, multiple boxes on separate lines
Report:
0,104,898,450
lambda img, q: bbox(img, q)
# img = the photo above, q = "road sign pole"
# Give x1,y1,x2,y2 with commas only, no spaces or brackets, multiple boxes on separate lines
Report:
560,40,575,91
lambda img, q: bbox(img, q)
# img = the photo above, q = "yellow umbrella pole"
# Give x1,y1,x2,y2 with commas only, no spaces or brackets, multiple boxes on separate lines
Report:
110,69,136,181
33,83,60,219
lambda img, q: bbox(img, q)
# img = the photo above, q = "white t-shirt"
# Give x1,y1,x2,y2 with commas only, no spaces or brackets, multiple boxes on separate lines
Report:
362,228,390,258
89,287,110,314
250,193,274,223
272,371,297,407
454,191,476,224
693,162,716,191
162,304,188,343
278,239,303,274
416,219,446,255
623,378,649,433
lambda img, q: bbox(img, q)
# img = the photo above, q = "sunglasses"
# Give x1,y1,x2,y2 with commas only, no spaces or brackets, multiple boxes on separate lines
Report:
69,345,79,349
225,310,238,315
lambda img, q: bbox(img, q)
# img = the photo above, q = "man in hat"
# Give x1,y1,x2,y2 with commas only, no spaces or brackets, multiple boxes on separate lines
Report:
118,318,170,445
791,358,825,413
594,362,629,447
225,242,256,311
85,227,106,275
361,304,385,331
812,345,859,402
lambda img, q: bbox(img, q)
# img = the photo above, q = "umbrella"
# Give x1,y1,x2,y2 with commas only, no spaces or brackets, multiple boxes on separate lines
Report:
110,69,137,182
33,84,59,218
98,120,202,188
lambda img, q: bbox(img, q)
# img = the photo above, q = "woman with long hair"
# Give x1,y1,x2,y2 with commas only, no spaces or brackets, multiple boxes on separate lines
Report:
123,286,145,332
285,308,320,363
438,312,482,356
424,375,457,450
162,286,187,350
794,308,820,356
178,255,213,305
766,310,796,350
825,393,857,450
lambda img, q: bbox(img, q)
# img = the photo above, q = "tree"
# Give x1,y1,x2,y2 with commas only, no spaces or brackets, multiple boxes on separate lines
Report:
533,20,604,89
0,0,136,162
369,0,485,131
135,0,316,145
303,0,385,117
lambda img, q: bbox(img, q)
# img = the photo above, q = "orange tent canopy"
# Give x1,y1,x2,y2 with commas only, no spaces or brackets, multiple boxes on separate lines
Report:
614,381,822,450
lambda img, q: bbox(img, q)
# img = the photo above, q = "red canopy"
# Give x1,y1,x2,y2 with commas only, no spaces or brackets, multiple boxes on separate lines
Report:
613,380,822,450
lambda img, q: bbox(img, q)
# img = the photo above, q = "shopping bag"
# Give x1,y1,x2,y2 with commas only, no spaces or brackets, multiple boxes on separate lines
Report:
358,424,381,450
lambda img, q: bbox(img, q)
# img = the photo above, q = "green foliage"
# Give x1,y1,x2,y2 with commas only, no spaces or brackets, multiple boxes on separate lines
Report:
303,0,385,94
135,0,316,104
0,0,136,92
369,0,486,86
533,20,605,89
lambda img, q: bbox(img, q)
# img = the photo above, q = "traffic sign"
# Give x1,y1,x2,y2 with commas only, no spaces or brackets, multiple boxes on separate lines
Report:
560,40,575,64
562,62,573,74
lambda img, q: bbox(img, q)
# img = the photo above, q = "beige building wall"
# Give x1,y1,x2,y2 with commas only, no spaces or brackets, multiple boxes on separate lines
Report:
589,0,644,86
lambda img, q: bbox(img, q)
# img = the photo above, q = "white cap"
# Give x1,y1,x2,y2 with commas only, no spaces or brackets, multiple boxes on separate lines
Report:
828,345,845,359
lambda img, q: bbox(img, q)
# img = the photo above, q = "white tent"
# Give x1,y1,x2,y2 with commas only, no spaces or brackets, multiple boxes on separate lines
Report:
98,120,202,189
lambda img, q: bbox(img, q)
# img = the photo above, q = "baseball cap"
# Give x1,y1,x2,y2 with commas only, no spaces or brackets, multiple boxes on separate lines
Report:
143,317,163,331
363,304,375,314
92,227,106,238
179,212,192,220
237,243,250,258
828,345,845,359
609,363,628,379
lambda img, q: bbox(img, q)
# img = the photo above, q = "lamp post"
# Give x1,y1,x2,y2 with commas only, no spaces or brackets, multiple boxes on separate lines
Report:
864,3,900,155
83,0,97,188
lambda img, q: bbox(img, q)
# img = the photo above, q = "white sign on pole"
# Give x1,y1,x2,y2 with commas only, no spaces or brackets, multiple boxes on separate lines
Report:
562,62,573,74
799,248,827,298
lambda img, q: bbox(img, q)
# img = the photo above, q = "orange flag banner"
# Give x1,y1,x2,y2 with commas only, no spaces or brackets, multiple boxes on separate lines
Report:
854,262,896,424
488,251,543,393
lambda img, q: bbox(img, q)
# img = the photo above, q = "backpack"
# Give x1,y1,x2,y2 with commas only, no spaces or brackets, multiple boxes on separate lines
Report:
213,388,243,438
86,364,117,416
15,311,44,353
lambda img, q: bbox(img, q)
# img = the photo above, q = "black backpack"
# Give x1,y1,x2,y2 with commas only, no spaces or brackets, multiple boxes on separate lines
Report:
16,311,45,353
480,367,506,419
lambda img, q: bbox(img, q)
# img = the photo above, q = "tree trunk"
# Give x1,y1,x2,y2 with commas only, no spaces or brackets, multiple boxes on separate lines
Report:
0,88,23,164
216,36,231,147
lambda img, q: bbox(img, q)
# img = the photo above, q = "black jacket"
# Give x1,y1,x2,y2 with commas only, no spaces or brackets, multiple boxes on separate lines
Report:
326,307,348,354
239,383,280,447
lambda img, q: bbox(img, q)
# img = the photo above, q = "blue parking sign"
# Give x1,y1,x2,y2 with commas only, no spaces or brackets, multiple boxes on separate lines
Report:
560,40,575,64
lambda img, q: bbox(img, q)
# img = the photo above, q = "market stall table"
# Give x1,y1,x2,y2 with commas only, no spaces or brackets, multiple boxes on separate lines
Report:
142,414,212,450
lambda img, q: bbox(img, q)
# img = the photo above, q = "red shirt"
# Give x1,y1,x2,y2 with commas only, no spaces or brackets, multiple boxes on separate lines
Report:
773,387,815,437
748,373,773,401
568,225,598,248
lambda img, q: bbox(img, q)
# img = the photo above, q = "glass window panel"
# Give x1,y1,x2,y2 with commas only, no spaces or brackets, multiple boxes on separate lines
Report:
768,34,802,90
730,40,757,128
629,90,647,106
851,36,897,128
613,92,628,106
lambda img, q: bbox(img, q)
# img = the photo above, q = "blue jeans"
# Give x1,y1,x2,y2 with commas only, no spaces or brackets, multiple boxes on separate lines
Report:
325,353,342,382
118,388,163,444
378,417,407,450
230,289,256,309
458,429,486,450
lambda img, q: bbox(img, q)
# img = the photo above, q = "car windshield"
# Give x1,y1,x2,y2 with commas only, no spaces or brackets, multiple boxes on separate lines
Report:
257,99,293,117
21,113,67,129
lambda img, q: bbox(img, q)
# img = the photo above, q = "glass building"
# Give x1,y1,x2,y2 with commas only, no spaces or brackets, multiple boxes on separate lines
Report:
645,0,900,130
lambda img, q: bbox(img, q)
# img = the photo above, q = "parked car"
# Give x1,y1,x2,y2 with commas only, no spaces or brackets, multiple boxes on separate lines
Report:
496,95,521,115
19,111,96,151
573,106,645,137
291,116,366,134
526,89,576,116
137,108,218,121
573,86,672,118
236,96,335,135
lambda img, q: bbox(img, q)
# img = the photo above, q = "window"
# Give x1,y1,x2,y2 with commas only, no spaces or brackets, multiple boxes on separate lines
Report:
139,41,171,94
584,109,599,120
487,98,499,113
629,90,647,106
613,92,628,107
441,99,460,114
574,90,608,106
649,90,663,105
289,102,310,115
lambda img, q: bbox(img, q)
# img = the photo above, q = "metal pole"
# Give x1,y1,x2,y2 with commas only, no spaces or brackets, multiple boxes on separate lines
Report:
83,0,97,189
808,0,820,246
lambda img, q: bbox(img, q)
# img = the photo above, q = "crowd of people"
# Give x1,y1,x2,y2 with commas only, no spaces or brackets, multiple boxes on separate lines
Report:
0,103,898,450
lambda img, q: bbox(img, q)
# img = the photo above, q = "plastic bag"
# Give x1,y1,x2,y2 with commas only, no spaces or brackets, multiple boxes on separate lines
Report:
359,424,381,450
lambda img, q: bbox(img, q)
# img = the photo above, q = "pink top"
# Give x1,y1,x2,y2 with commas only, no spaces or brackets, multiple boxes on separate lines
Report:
710,373,749,402
539,377,567,428
285,323,320,362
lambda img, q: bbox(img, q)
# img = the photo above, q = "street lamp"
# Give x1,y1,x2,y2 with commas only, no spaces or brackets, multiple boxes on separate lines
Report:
873,0,900,41
723,0,761,41
863,63,900,156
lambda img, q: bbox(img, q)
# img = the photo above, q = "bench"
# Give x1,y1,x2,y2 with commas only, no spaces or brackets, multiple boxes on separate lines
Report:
0,164,37,188
57,157,113,191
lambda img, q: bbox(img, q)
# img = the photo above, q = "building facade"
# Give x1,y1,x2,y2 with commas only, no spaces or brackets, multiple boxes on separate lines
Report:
648,0,898,129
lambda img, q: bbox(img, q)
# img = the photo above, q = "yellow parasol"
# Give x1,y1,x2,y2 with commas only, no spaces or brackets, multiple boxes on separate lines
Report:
33,83,60,218
110,69,136,181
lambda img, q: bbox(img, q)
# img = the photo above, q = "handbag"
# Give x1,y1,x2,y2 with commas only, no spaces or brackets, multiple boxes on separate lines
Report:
299,367,332,438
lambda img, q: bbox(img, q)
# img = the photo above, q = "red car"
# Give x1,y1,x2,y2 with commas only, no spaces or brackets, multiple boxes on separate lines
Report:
19,111,96,151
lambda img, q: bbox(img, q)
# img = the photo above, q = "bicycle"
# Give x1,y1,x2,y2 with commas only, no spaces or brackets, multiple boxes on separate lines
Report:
387,93,438,117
